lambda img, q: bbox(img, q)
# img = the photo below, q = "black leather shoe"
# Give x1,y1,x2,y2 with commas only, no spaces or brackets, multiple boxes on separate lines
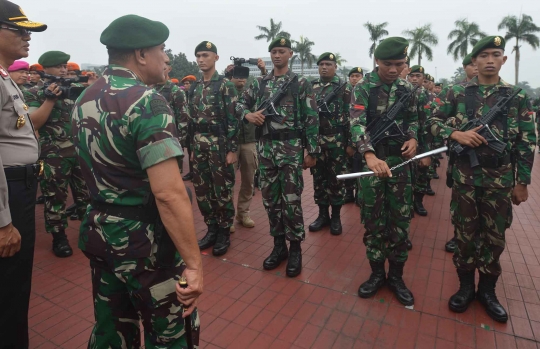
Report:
449,269,476,313
330,205,342,236
286,241,302,277
66,203,76,216
477,272,508,323
263,236,288,270
52,233,73,258
212,227,230,256
70,213,80,221
387,261,414,306
445,237,457,253
425,181,435,196
406,239,413,251
358,261,386,298
182,172,193,181
413,192,427,216
344,190,355,204
308,205,330,232
36,195,45,205
198,224,218,250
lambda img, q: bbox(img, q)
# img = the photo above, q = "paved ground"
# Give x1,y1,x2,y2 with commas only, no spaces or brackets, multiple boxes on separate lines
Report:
28,155,540,348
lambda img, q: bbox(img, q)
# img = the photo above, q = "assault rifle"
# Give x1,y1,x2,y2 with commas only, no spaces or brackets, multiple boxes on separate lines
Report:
317,80,347,116
449,88,521,168
257,75,297,125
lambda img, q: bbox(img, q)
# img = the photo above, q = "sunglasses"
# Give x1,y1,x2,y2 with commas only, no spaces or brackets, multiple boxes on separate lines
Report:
1,25,31,36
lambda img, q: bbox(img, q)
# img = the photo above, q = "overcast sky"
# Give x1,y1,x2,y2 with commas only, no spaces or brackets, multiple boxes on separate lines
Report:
21,0,540,87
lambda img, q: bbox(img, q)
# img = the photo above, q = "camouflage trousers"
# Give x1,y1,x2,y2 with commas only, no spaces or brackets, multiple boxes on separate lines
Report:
85,250,199,349
413,163,430,193
311,142,348,206
41,156,89,234
360,169,412,263
451,182,512,276
192,135,235,228
258,139,305,242
346,157,357,193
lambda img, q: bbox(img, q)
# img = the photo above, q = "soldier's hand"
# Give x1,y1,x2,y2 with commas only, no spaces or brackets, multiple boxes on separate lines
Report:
226,152,237,166
346,146,355,157
176,267,203,317
0,223,21,258
45,83,62,100
257,58,266,74
365,152,392,178
419,157,431,168
226,64,234,74
512,184,528,205
302,154,317,169
450,126,487,148
190,151,194,162
245,111,265,126
401,138,417,159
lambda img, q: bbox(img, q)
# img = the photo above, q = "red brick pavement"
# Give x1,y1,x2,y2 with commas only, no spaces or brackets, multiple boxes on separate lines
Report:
28,155,540,348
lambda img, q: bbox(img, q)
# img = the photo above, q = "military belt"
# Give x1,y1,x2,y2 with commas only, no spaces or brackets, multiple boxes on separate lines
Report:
262,130,303,141
374,143,403,160
4,163,41,188
193,123,224,136
90,200,158,224
319,125,347,136
457,153,511,169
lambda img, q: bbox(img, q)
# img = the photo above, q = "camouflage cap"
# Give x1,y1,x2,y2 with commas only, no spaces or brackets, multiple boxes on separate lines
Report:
348,67,363,77
268,37,291,52
374,37,409,60
195,41,217,55
462,53,473,66
471,35,505,57
101,15,169,50
409,65,425,74
317,52,336,65
38,51,70,67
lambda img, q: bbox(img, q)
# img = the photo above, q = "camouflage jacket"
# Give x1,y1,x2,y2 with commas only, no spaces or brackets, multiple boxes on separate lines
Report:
188,71,239,152
415,87,432,151
428,77,535,188
237,69,320,154
350,71,419,164
155,79,189,146
71,65,183,259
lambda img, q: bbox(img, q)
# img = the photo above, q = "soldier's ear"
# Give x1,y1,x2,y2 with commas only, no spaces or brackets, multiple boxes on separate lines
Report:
502,55,507,65
215,54,219,62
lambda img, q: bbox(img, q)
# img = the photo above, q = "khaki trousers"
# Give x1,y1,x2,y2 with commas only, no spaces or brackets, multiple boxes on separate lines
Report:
236,142,258,216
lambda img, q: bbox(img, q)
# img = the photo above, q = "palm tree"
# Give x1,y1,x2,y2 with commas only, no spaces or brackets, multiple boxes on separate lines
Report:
254,19,291,42
403,24,439,66
364,22,389,70
290,36,317,76
333,52,347,67
498,14,540,84
447,18,487,61
451,67,466,83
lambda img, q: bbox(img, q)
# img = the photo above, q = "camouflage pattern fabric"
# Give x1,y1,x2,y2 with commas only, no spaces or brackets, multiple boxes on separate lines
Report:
188,71,238,228
413,87,432,194
350,70,418,262
237,69,319,241
155,80,189,147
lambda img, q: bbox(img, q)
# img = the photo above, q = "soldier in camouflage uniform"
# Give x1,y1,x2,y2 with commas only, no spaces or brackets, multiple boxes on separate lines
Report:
188,41,239,256
238,37,319,277
346,67,364,205
26,51,89,258
72,15,202,348
350,37,418,305
308,52,352,236
428,36,535,323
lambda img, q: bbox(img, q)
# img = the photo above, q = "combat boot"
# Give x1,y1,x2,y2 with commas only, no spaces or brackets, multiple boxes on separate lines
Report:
212,227,231,256
198,223,218,250
309,205,330,232
52,230,73,258
66,203,76,216
286,241,302,277
344,190,355,204
425,180,435,196
387,261,414,306
445,237,457,252
330,205,342,235
449,269,476,313
413,192,427,216
182,172,193,181
358,261,386,298
406,239,413,251
263,236,288,270
477,272,508,323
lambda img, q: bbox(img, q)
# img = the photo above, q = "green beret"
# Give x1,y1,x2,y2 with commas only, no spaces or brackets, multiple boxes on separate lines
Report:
462,53,473,66
348,67,363,77
374,37,409,60
268,37,291,52
101,15,169,50
471,35,505,57
425,74,431,80
38,51,70,67
409,65,425,74
435,83,443,87
195,41,217,55
317,52,336,65
430,75,435,82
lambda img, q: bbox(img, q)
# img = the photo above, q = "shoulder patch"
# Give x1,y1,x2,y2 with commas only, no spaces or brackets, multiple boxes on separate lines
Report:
150,98,171,116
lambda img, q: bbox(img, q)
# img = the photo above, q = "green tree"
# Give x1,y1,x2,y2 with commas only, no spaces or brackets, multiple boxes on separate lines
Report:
403,24,439,65
290,36,317,76
166,49,200,80
364,22,389,70
447,18,487,61
498,14,540,84
517,81,535,97
333,52,347,66
254,19,291,42
438,77,451,86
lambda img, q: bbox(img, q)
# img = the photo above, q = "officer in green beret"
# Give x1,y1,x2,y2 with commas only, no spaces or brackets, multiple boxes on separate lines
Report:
434,82,443,95
25,51,90,258
346,66,365,204
428,35,536,323
348,67,364,87
72,14,202,347
350,37,418,305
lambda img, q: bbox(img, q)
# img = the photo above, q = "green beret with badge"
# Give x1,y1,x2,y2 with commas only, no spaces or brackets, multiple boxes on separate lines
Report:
410,65,425,74
38,51,70,67
348,67,363,77
425,73,431,81
374,37,409,60
195,41,217,55
430,75,435,82
268,37,291,52
317,52,336,65
100,15,169,50
435,82,443,87
462,53,473,66
470,35,506,57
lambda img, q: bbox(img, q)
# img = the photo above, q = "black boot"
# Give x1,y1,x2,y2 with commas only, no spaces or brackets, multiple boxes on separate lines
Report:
387,261,414,306
477,272,508,323
52,231,73,258
212,227,231,256
406,239,413,251
330,205,342,236
449,269,476,313
263,236,288,270
355,190,361,207
425,180,435,196
308,205,330,232
445,237,457,253
198,224,218,250
344,190,355,204
66,203,76,216
413,192,427,216
286,241,302,277
36,195,44,205
358,261,386,298
182,172,193,181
